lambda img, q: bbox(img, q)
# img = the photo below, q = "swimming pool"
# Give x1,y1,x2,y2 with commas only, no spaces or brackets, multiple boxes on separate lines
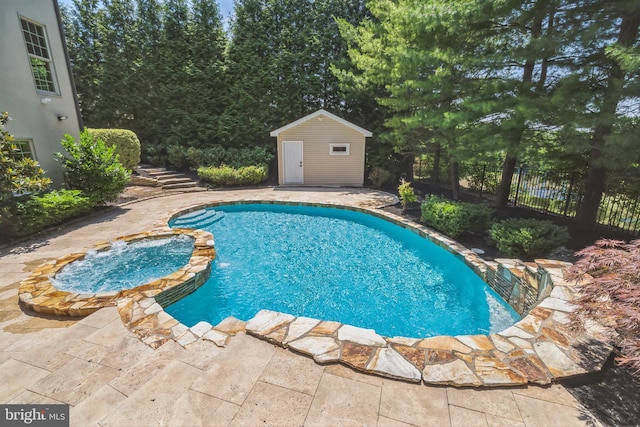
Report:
166,204,519,338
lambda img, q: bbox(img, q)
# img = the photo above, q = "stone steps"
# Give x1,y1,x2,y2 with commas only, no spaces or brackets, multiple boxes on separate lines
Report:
137,164,200,190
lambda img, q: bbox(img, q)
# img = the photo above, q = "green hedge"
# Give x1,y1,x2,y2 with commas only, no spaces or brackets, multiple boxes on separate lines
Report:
0,190,94,239
88,128,141,171
197,165,268,186
420,195,492,238
489,218,570,258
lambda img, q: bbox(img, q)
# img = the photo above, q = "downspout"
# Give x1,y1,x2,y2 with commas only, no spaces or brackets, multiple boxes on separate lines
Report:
52,0,84,130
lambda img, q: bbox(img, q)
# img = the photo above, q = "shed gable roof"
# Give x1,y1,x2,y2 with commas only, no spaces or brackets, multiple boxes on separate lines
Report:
269,109,373,137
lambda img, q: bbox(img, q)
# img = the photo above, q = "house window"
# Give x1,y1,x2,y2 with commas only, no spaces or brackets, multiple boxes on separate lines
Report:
20,18,58,94
330,143,350,155
8,140,34,160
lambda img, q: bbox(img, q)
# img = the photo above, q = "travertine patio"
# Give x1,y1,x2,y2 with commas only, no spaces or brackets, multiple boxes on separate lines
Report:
0,188,606,426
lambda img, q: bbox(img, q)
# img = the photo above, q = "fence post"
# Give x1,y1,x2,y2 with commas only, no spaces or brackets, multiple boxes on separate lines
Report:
513,167,524,206
563,174,575,216
479,164,486,200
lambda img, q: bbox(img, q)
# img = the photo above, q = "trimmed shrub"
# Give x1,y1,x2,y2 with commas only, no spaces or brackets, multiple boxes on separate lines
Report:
420,195,492,238
0,190,94,239
197,165,268,186
166,144,188,170
88,128,141,171
226,146,274,169
489,218,570,258
185,146,228,169
56,130,130,203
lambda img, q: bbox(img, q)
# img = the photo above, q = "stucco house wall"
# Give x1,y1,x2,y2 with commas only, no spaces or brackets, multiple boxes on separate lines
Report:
271,110,372,187
0,0,82,187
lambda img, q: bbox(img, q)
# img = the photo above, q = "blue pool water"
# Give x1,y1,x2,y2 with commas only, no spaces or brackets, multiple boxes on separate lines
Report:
52,236,194,294
166,204,519,338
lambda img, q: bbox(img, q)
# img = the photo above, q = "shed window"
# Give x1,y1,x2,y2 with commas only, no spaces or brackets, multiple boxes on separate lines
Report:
20,18,58,94
330,143,350,155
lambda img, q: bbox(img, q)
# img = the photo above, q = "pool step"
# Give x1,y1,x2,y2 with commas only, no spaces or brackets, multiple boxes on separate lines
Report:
173,210,224,228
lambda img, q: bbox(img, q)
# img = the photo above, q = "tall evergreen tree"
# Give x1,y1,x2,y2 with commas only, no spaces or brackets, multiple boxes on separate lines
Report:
98,0,139,127
565,1,640,230
219,0,275,149
131,0,164,151
62,0,105,127
338,0,500,187
183,0,227,144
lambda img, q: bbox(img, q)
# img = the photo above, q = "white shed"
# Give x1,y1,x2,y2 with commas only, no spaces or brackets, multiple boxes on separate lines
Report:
270,109,372,186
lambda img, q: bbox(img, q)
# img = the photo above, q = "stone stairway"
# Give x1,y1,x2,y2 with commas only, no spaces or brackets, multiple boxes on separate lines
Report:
137,164,200,190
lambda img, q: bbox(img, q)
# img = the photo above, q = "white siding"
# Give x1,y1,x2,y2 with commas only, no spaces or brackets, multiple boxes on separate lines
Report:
0,0,81,187
277,116,366,186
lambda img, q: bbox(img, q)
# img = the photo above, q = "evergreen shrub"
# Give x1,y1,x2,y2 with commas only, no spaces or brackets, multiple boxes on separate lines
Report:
0,190,94,239
420,195,492,238
489,218,570,258
56,130,130,203
88,129,141,171
197,165,268,186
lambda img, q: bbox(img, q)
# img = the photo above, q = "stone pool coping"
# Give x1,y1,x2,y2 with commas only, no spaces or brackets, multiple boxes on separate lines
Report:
19,199,614,387
18,229,215,317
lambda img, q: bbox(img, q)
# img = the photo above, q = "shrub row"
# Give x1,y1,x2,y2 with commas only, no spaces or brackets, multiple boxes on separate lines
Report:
419,194,569,258
168,145,274,170
197,165,268,186
0,190,95,240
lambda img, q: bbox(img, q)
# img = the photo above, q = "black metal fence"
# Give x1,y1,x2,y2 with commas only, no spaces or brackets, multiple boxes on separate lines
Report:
414,161,640,237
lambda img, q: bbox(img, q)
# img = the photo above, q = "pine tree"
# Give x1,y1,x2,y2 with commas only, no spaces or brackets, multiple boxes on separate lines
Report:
62,0,105,127
220,0,276,149
183,0,227,145
98,0,139,127
566,1,640,230
130,0,164,152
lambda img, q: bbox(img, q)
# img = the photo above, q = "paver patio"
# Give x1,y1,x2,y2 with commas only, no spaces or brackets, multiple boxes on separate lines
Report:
0,188,603,426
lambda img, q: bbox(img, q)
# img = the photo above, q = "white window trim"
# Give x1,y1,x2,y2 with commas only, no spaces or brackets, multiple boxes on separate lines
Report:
10,138,36,160
330,143,350,156
19,16,59,95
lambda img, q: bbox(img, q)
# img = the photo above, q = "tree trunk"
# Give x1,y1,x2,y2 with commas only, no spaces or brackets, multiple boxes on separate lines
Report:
495,152,517,208
431,143,441,185
450,161,460,200
402,153,414,182
576,162,606,231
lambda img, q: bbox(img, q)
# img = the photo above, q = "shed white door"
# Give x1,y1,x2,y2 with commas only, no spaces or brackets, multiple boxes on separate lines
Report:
283,141,303,184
